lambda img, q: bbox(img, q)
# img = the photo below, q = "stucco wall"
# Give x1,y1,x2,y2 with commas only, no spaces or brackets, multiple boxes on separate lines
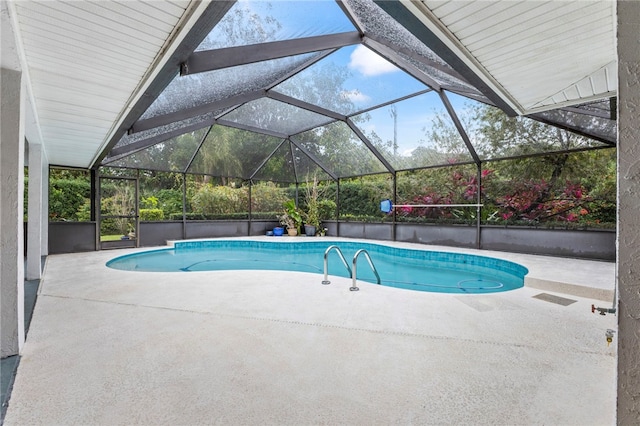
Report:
616,0,640,422
1,67,26,357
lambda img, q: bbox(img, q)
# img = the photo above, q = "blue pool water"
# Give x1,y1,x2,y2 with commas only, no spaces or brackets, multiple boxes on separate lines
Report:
106,240,528,294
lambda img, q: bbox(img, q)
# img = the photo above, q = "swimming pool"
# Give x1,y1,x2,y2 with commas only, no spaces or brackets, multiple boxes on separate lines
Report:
107,239,527,294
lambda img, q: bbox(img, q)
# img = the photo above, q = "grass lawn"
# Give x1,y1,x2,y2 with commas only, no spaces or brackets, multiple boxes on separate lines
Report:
101,234,128,242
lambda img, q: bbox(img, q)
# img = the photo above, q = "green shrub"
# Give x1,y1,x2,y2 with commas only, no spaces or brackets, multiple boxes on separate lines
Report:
250,211,281,220
318,199,336,220
49,178,91,221
191,184,246,214
340,213,391,223
140,208,164,221
169,212,249,221
338,180,391,217
155,189,183,218
170,212,202,220
251,182,289,213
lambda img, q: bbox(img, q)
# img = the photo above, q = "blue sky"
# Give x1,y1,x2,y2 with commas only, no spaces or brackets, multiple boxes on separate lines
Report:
337,45,471,155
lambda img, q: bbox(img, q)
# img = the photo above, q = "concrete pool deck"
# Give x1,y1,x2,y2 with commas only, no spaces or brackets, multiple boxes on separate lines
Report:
4,238,617,425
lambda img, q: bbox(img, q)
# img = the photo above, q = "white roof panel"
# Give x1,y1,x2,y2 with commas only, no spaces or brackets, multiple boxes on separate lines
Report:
12,0,198,167
414,0,616,114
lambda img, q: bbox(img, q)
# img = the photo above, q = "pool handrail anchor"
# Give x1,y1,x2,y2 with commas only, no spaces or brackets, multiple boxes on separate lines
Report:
322,245,352,285
351,249,381,291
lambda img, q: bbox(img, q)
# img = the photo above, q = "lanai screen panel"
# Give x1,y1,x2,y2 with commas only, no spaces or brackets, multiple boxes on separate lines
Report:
252,141,297,183
187,125,284,179
344,0,478,93
106,128,209,172
352,91,474,170
196,0,356,51
395,50,480,95
111,113,215,151
290,145,334,182
272,45,429,116
448,93,609,161
294,121,389,178
570,99,614,117
140,52,327,120
529,103,616,145
220,98,335,136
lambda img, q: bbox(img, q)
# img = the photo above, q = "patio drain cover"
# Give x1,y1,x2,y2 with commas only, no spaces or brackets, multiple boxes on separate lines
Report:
533,293,577,306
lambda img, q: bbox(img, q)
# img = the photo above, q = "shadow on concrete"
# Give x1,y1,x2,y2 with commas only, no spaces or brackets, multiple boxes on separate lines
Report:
1,257,43,424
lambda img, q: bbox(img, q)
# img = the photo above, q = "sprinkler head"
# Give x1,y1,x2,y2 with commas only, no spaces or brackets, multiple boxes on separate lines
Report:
605,329,615,346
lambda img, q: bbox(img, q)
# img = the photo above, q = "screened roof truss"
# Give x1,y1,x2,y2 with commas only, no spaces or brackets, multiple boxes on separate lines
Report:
181,31,362,76
99,0,616,184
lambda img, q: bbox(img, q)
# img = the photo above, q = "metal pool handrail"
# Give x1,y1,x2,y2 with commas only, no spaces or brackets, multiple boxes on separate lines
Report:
351,249,381,292
322,245,352,285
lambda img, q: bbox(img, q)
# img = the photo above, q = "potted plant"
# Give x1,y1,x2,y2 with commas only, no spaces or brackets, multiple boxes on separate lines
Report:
116,219,131,240
303,176,321,236
127,224,136,239
280,199,303,236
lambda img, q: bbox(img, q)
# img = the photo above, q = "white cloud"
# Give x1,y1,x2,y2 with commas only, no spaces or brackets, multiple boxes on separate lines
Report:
348,45,399,77
401,147,418,157
340,89,371,104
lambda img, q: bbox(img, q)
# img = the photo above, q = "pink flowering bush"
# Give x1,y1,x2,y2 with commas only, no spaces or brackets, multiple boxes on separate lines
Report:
397,166,596,226
495,179,590,223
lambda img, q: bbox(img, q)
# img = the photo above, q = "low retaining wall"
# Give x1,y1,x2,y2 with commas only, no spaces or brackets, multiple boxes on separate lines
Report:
140,220,281,246
480,226,615,261
45,220,616,261
337,222,393,240
336,222,614,260
139,221,183,247
394,223,477,248
49,222,97,254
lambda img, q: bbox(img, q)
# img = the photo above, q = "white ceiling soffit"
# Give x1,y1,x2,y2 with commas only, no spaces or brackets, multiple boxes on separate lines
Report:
12,0,204,168
3,1,45,148
405,0,617,115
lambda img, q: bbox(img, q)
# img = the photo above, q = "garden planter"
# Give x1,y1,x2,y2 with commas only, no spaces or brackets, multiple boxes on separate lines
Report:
304,225,316,236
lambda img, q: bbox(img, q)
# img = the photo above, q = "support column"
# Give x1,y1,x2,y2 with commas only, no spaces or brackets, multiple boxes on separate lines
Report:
26,142,46,280
41,157,48,257
1,68,26,357
617,0,640,423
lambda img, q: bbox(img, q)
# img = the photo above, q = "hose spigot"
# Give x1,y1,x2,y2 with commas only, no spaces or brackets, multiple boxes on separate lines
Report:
591,304,616,315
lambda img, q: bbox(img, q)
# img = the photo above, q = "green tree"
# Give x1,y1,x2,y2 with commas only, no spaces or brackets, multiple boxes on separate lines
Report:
200,1,282,49
49,169,91,221
470,103,610,222
471,104,596,158
413,111,472,168
383,102,615,226
101,180,136,235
